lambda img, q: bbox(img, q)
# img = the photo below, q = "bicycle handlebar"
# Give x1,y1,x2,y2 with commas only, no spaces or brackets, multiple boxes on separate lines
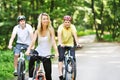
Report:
30,53,55,59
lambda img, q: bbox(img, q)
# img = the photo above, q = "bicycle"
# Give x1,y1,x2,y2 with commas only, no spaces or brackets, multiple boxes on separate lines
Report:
16,47,27,80
30,53,55,80
62,46,76,80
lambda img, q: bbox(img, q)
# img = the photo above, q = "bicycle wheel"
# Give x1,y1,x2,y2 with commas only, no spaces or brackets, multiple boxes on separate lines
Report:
65,58,76,80
71,59,76,80
33,62,40,79
22,60,25,80
17,60,25,80
33,69,37,79
62,65,65,79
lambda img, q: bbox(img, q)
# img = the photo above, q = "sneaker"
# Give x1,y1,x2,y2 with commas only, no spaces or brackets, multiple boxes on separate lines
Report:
28,78,33,80
13,70,18,76
59,75,63,80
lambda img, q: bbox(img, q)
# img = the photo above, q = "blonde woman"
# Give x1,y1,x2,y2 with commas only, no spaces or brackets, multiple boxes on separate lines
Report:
26,13,58,80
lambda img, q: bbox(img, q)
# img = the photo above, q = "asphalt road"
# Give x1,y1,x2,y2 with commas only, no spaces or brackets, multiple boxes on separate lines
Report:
52,42,120,80
14,35,120,80
52,35,120,80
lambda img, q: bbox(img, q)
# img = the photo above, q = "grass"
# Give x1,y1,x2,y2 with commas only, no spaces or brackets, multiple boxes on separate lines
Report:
0,49,56,80
0,50,14,80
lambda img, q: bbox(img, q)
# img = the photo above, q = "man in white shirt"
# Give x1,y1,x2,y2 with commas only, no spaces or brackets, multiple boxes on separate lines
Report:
8,15,33,76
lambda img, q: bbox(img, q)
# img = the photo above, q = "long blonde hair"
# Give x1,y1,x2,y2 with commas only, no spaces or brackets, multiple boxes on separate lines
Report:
37,13,52,35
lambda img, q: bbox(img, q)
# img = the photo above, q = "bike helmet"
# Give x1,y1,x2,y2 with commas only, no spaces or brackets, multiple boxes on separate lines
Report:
17,15,26,22
63,15,72,21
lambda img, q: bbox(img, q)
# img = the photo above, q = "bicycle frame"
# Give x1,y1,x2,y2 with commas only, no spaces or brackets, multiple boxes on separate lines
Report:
31,54,54,80
17,47,26,80
63,47,76,80
33,60,46,80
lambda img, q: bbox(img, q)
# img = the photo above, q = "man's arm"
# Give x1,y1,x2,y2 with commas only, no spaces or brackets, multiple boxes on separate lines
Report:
50,27,59,57
8,33,16,49
57,25,62,46
71,25,79,46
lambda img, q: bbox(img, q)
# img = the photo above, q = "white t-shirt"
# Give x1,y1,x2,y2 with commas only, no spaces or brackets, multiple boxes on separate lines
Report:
12,23,33,45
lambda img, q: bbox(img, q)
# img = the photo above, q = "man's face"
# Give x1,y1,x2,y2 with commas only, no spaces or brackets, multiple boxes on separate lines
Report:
64,20,71,28
19,20,25,27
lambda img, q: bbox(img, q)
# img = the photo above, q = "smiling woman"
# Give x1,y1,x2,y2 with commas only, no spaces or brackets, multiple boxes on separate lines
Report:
25,13,58,80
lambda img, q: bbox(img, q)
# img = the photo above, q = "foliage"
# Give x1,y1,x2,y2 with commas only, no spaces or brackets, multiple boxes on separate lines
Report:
0,0,120,49
77,29,95,36
0,50,14,80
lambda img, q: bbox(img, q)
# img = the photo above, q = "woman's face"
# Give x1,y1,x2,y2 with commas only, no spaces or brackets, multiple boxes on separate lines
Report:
41,15,49,26
64,20,71,28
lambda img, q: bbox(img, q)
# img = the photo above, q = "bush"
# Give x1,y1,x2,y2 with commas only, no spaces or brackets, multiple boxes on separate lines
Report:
77,29,95,36
0,50,14,80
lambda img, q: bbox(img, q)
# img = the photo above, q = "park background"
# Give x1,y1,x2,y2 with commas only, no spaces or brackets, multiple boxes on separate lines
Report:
0,0,120,80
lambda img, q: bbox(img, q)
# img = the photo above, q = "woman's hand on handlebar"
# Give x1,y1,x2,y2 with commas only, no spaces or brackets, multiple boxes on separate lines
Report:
25,49,30,56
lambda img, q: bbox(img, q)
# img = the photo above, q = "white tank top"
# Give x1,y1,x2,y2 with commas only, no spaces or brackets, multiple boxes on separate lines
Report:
35,31,52,57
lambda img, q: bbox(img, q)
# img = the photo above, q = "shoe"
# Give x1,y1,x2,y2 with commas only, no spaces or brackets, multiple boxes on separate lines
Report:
13,70,18,76
59,75,63,80
28,78,33,80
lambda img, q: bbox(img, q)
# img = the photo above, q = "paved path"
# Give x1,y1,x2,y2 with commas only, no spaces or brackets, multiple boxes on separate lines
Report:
14,35,120,80
52,35,120,80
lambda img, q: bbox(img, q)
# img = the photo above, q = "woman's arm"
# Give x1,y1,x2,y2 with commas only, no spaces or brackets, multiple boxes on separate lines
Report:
50,27,59,56
25,30,38,55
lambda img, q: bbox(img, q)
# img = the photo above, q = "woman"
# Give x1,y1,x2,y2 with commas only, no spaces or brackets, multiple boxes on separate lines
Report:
26,13,58,80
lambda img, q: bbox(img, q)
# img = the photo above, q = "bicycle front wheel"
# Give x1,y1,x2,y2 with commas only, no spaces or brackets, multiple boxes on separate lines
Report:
17,60,25,80
71,59,76,80
65,59,76,80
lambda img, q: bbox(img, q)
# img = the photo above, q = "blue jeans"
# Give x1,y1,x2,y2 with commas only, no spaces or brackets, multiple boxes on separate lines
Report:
58,45,76,62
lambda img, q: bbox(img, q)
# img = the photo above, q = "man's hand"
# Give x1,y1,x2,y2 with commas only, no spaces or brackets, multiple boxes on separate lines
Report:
60,44,65,47
76,43,83,48
8,45,12,49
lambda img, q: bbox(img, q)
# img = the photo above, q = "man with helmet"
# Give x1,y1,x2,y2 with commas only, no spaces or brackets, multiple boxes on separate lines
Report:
8,15,33,76
57,15,80,80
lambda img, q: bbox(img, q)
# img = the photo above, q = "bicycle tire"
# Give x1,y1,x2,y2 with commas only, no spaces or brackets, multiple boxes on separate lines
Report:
17,60,22,80
63,57,68,80
33,63,39,79
33,69,37,79
22,60,25,80
17,60,25,80
71,59,76,80
62,65,65,79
